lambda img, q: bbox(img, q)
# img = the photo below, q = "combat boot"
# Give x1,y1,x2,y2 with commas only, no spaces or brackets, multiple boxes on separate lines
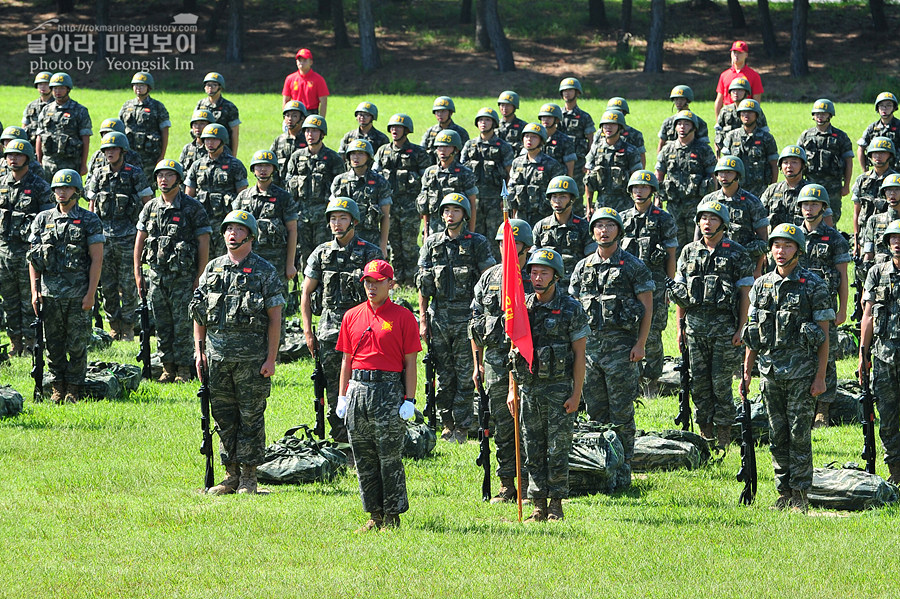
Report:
770,489,792,511
526,498,547,522
237,465,258,494
50,381,66,404
207,463,240,495
887,462,900,485
716,425,732,452
382,513,401,529
108,321,121,340
440,427,454,442
159,363,177,383
812,401,830,429
64,385,81,404
174,365,193,384
118,325,134,342
355,512,383,533
9,335,24,357
490,478,517,504
547,498,564,521
453,428,468,445
699,422,715,441
790,489,809,514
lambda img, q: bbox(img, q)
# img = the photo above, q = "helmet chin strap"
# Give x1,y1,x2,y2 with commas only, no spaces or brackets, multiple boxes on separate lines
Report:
446,219,465,231
531,277,556,294
552,198,572,214
334,222,355,240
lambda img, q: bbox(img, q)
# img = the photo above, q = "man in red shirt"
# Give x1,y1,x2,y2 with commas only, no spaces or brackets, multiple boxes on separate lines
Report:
714,40,764,117
282,48,330,116
336,259,421,531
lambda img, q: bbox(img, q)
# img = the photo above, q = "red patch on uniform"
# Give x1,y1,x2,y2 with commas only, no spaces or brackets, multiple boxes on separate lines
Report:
754,140,761,145
722,242,731,247
173,216,181,222
822,236,830,241
552,309,561,314
268,197,276,202
574,114,581,119
617,149,625,154
464,234,472,239
124,166,132,171
63,113,71,117
619,260,625,265
495,141,501,146
573,217,581,223
513,124,521,129
243,267,253,273
800,278,806,283
537,167,544,171
24,189,31,194
72,219,81,224
405,149,412,153
551,140,557,145
454,168,461,173
367,180,375,185
651,208,660,214
357,240,365,245
143,108,151,113
690,153,697,158
222,165,229,170
832,133,838,137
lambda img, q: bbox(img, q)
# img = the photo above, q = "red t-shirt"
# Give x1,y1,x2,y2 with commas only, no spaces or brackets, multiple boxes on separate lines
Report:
335,299,421,372
282,69,330,110
715,65,764,105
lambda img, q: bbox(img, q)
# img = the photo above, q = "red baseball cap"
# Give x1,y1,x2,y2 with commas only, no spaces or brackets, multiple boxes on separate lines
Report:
361,259,394,281
296,48,313,60
730,40,749,53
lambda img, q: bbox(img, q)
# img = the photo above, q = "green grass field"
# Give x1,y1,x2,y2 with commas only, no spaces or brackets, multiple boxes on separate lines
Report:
1,89,898,598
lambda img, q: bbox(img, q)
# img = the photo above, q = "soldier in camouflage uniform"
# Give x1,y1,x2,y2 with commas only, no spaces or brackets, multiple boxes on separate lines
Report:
497,90,527,155
84,131,153,341
134,159,211,384
795,185,850,429
302,198,383,443
508,123,565,226
331,138,392,256
421,96,470,165
119,72,171,174
860,219,900,484
721,99,778,198
0,139,52,356
460,107,515,257
27,169,104,403
620,170,677,395
270,101,307,188
338,101,389,159
21,71,52,148
35,72,92,176
510,248,588,521
655,109,717,250
856,92,900,171
604,97,646,166
559,78,596,201
416,129,479,236
714,77,769,157
191,210,285,496
533,175,593,289
195,72,241,154
852,137,897,256
797,99,854,225
760,145,822,232
1,126,48,183
86,119,143,186
569,207,654,485
584,111,641,215
417,194,495,442
657,85,710,154
669,201,753,450
470,218,533,503
743,223,834,513
373,114,431,286
862,174,900,262
178,109,212,174
538,103,576,179
184,123,248,259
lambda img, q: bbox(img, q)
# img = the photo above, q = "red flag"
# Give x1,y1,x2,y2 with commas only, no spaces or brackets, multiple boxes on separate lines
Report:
502,218,533,368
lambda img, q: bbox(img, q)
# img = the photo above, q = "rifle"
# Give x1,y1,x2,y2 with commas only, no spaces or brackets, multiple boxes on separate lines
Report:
475,372,491,502
859,345,877,475
311,328,327,440
30,302,45,402
422,312,438,431
197,340,215,492
92,287,103,329
736,362,758,505
673,317,692,431
136,276,152,379
851,256,864,323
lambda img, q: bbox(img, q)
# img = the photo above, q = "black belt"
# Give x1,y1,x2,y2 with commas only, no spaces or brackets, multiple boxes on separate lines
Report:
351,369,401,382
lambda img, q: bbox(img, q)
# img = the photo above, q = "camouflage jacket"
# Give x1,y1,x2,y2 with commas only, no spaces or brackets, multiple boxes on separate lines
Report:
0,169,53,253
87,148,144,184
22,97,52,146
714,104,768,149
416,160,478,226
797,125,854,191
421,122,470,164
194,96,241,149
800,221,851,304
561,106,596,162
285,145,344,209
857,117,900,153
330,169,392,233
84,162,152,238
658,113,710,146
533,213,594,284
179,140,207,174
460,134,515,192
184,152,249,223
373,140,431,198
851,168,897,233
498,117,527,155
584,138,641,199
701,187,769,258
655,139,716,204
619,125,646,155
270,132,307,187
760,178,811,229
620,204,678,280
862,205,900,258
721,127,778,195
232,184,298,259
544,130,577,170
119,96,171,159
37,99,93,161
338,127,389,158
0,160,48,184
863,258,900,363
507,152,565,226
136,191,212,278
469,262,532,350
27,203,104,298
417,229,495,322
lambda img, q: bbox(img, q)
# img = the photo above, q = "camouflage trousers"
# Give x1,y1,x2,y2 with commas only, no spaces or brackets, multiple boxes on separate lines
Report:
0,249,34,341
209,357,270,466
593,191,631,215
41,156,80,177
872,356,900,466
388,198,421,286
667,199,701,250
761,375,816,492
432,316,475,431
317,338,348,443
148,272,194,367
818,321,838,405
484,347,526,480
583,333,638,460
346,376,409,515
100,235,138,327
298,208,330,273
642,288,669,381
473,188,503,262
519,378,575,499
42,296,91,385
686,333,741,427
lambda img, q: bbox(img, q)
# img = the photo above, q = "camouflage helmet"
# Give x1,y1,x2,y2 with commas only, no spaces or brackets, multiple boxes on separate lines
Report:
538,103,563,122
670,85,694,102
866,136,896,157
526,247,565,279
495,218,534,247
522,122,548,143
220,209,258,239
51,168,83,191
190,109,213,125
598,109,626,128
714,155,745,179
590,206,624,232
546,175,578,198
627,169,659,192
1,126,28,142
880,172,900,196
131,71,154,88
439,193,471,219
737,99,762,116
874,91,898,112
811,98,836,117
433,129,462,149
474,107,500,128
728,77,751,93
768,223,806,253
355,101,378,119
695,200,730,226
201,123,230,144
99,131,130,151
606,97,630,115
100,118,126,134
778,145,807,165
559,77,583,95
797,183,830,208
346,138,374,159
432,96,456,113
282,100,307,115
33,71,52,86
325,197,361,222
880,219,900,245
49,72,74,89
249,149,278,168
497,90,520,109
673,109,698,128
3,138,36,162
154,158,185,182
203,72,225,89
302,114,327,135
387,113,414,133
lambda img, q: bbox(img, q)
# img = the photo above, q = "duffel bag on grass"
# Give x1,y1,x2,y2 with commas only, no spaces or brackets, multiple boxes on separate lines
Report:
568,426,626,496
632,429,711,472
0,385,24,418
257,425,348,484
808,462,899,511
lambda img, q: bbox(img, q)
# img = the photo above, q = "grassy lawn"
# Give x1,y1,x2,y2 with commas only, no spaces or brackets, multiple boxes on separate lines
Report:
1,89,897,598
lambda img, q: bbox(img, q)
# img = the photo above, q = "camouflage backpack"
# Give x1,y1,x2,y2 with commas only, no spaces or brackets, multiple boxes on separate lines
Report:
808,462,899,511
44,361,143,399
257,425,348,484
0,385,24,418
829,379,864,426
404,416,437,459
89,327,114,350
833,325,859,361
632,429,711,472
730,395,770,443
568,421,627,495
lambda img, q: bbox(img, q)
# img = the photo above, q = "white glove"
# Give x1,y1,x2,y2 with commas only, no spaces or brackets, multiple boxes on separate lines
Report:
398,400,415,420
336,395,349,419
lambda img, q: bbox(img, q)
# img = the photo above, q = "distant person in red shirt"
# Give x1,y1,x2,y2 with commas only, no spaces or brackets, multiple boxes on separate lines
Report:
714,40,764,117
282,48,330,117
